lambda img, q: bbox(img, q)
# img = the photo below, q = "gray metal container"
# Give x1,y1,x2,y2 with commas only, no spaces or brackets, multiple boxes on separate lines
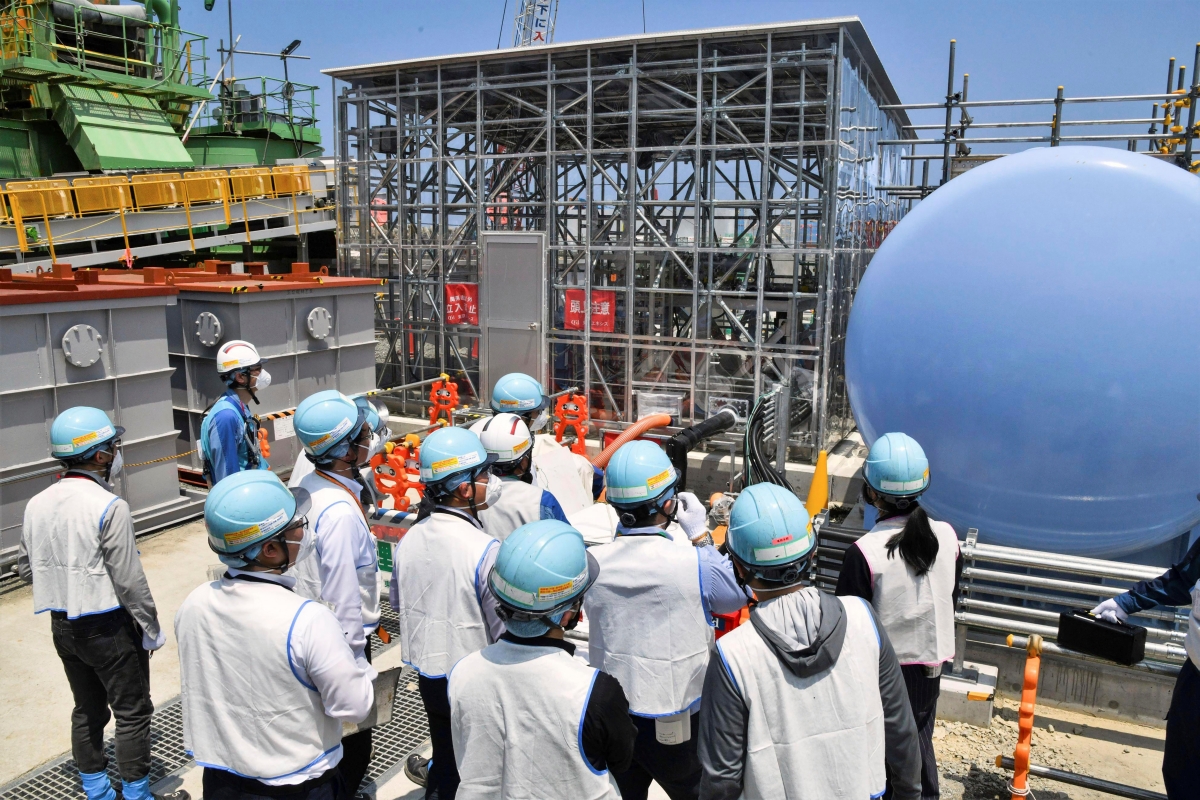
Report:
1,290,195,569
168,281,378,478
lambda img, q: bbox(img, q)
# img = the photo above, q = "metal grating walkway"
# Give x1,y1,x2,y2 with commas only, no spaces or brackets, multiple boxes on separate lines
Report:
0,602,428,800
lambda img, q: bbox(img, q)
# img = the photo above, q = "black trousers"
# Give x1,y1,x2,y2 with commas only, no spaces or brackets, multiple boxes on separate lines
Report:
1164,657,1200,800
51,608,153,782
339,639,373,799
203,767,342,800
610,712,701,800
418,674,460,800
899,664,941,800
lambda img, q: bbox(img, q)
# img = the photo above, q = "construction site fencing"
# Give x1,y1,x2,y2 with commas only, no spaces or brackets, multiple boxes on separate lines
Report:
331,20,916,462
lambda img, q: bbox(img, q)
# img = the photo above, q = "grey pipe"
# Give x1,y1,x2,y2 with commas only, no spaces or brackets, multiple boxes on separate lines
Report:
996,755,1166,800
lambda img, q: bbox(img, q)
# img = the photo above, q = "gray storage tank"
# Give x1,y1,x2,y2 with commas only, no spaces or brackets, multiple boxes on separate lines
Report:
163,262,381,478
0,266,199,571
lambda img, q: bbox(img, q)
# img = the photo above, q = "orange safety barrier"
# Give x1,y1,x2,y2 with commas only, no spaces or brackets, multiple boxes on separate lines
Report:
553,393,590,455
272,164,311,196
257,428,271,460
371,437,425,512
131,173,186,209
7,179,74,219
229,167,274,201
429,376,459,425
72,176,132,214
1008,633,1043,800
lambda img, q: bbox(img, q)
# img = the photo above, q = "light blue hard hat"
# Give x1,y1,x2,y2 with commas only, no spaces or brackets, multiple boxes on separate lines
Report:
604,440,677,508
50,406,125,460
204,470,310,566
727,484,814,580
489,520,599,619
490,372,547,414
864,432,930,498
354,395,388,435
418,426,496,492
295,390,366,458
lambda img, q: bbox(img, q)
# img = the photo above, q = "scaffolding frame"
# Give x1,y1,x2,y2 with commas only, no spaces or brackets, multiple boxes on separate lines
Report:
327,18,912,458
878,40,1200,198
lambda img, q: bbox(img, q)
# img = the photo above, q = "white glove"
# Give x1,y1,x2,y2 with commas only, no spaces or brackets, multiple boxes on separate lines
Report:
142,628,166,652
675,492,709,543
1090,598,1129,624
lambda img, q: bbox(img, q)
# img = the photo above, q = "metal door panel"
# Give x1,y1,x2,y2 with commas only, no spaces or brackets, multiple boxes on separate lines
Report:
479,233,545,403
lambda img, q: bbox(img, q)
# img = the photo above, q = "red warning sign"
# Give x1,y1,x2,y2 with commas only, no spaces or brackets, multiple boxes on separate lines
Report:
564,288,616,333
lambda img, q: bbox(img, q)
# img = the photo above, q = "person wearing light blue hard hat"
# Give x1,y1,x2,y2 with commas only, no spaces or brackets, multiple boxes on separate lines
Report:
489,372,601,515
199,339,271,487
288,393,389,490
838,431,961,800
448,520,636,797
18,407,186,800
698,481,922,800
584,440,747,799
176,470,374,800
290,389,383,797
394,424,505,798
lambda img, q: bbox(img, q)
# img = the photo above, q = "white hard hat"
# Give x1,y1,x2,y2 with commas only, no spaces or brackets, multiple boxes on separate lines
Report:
477,413,533,465
215,340,261,375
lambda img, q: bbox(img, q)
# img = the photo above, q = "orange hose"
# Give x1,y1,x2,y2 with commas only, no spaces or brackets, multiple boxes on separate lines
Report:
1010,633,1043,800
590,413,673,468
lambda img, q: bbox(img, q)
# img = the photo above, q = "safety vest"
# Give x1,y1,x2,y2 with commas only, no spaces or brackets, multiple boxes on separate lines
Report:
393,510,496,677
199,391,263,484
533,435,593,515
291,471,381,635
176,575,344,780
449,639,621,800
853,515,959,665
479,478,555,541
716,594,886,800
583,531,713,716
23,475,123,618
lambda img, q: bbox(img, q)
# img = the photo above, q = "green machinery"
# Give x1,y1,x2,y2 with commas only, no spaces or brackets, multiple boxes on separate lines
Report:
0,0,321,179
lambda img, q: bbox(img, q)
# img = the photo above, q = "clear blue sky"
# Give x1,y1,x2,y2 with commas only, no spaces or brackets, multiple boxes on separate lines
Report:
180,0,1200,153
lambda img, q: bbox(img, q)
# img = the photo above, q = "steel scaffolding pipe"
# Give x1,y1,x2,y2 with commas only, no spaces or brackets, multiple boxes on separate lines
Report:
325,19,916,460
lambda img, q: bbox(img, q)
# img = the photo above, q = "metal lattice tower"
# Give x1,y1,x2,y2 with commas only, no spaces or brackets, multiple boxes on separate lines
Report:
512,0,558,47
327,19,914,459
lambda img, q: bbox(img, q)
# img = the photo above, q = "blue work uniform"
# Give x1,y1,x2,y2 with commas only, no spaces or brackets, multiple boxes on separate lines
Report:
199,390,267,485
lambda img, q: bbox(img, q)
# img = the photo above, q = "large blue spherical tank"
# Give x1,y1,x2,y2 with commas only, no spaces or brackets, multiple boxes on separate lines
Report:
846,146,1200,558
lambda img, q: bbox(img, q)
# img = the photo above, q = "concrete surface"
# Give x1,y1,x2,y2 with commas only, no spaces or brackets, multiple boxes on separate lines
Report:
0,518,214,784
938,661,998,728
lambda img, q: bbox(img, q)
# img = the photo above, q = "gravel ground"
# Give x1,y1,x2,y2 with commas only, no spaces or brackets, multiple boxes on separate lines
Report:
934,696,1166,800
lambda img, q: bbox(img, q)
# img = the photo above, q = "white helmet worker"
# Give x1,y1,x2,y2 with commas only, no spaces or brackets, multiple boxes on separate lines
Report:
215,340,271,396
477,413,534,471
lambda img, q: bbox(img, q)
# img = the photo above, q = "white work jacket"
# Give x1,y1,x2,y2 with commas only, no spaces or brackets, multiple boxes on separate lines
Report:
532,435,595,514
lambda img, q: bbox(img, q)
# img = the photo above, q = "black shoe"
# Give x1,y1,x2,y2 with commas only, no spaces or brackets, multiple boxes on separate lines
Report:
154,792,190,800
404,752,430,788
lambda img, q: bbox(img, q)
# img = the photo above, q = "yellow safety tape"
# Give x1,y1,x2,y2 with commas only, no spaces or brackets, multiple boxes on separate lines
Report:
124,449,198,469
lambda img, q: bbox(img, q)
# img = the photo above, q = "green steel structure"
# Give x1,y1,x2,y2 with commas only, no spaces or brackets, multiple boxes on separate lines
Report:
0,0,321,179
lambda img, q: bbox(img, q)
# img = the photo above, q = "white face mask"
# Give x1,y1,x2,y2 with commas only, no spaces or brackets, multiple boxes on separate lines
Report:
108,448,124,479
482,472,503,509
368,432,386,459
254,368,272,390
529,408,549,432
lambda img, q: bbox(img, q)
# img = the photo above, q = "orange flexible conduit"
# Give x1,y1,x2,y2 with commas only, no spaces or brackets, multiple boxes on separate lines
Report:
590,413,674,469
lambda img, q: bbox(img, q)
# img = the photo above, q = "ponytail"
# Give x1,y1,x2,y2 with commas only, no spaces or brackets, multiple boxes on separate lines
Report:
885,505,939,576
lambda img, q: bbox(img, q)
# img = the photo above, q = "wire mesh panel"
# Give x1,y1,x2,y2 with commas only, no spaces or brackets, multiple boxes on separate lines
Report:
333,20,912,458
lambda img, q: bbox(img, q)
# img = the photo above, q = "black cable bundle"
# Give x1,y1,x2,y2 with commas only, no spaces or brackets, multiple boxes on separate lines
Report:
742,391,793,492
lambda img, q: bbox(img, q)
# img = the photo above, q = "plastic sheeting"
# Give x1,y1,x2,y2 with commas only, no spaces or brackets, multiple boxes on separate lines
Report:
846,146,1200,558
